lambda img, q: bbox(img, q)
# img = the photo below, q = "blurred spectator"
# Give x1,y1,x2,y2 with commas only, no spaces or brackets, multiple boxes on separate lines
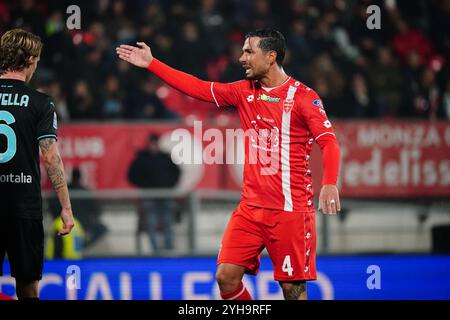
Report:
391,18,434,67
251,0,278,30
1,0,448,121
309,53,347,117
429,0,450,60
366,47,404,116
220,41,245,82
283,48,304,82
128,134,181,254
127,76,176,119
68,80,101,119
308,10,337,55
313,76,333,114
348,0,393,59
10,0,45,35
173,20,209,78
411,67,441,119
102,75,124,118
347,73,377,118
151,33,175,66
199,0,229,58
45,80,70,122
287,19,313,66
0,1,10,31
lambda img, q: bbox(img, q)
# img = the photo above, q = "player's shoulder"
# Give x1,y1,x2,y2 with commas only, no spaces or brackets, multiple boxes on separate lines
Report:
289,79,317,96
288,79,325,113
29,87,55,110
290,80,321,103
224,79,249,89
34,88,52,103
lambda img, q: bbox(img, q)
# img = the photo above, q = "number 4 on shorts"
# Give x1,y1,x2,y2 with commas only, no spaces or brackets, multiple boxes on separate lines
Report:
282,255,294,276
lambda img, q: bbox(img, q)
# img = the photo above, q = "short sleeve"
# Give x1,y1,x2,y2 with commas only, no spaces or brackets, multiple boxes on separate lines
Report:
36,98,58,141
210,80,243,108
299,89,335,141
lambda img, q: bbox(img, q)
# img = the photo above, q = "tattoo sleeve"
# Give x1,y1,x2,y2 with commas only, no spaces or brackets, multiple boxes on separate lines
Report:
39,138,71,210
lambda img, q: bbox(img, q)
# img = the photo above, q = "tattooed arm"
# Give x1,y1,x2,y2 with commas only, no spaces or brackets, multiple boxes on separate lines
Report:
39,138,74,236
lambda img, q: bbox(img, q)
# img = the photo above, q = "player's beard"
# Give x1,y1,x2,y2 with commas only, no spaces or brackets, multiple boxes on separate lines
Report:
244,69,262,80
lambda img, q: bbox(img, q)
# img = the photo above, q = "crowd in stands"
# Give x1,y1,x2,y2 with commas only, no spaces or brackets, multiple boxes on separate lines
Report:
1,0,449,121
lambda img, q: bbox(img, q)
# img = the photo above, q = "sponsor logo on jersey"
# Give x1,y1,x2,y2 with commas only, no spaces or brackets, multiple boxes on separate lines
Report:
312,99,324,108
246,94,254,102
258,93,281,103
323,120,332,128
256,114,274,123
0,172,32,184
250,120,280,152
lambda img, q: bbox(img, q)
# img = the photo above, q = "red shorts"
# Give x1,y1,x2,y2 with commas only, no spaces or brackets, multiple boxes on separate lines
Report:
217,202,316,282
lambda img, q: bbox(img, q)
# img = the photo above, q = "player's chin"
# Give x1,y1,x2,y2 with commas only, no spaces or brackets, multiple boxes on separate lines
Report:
244,72,258,80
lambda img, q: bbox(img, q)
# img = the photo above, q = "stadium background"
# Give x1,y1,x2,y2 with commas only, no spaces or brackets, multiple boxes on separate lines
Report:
1,0,450,299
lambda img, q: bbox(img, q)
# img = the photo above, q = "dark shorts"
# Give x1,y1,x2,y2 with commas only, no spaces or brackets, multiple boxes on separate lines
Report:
0,217,44,282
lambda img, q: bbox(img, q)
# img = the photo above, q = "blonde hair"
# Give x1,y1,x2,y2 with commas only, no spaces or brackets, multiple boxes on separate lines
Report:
0,28,43,75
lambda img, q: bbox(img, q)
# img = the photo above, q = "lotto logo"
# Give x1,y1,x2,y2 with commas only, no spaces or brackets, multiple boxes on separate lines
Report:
323,120,332,128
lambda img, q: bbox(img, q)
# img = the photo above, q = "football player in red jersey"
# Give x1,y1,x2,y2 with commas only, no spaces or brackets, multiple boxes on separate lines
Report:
117,29,341,300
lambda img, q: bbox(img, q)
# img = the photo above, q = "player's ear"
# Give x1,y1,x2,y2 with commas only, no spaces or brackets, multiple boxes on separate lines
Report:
28,55,39,66
267,50,277,65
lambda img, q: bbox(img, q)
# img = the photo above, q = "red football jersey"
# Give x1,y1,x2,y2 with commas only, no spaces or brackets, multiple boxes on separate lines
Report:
148,59,338,212
211,77,336,212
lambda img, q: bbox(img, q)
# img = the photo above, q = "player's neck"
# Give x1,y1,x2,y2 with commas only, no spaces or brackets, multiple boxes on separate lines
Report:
259,67,289,88
0,71,27,82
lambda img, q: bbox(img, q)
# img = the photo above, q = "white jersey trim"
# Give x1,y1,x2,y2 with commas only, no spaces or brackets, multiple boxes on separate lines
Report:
281,85,297,212
315,131,335,141
210,82,220,108
261,77,291,92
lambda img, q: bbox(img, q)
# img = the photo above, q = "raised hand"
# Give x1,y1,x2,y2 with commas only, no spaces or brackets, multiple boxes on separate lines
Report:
116,42,153,68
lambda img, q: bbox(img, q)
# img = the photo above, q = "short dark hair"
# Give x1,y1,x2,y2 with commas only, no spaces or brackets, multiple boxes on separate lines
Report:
148,133,159,144
0,29,42,75
245,29,286,66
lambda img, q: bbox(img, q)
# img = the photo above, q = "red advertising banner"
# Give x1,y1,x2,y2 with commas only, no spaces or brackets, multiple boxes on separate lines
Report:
41,123,225,193
332,121,450,198
42,121,450,199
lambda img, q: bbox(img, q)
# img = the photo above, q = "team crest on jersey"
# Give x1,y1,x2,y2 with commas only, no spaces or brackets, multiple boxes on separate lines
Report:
258,93,281,103
283,99,294,113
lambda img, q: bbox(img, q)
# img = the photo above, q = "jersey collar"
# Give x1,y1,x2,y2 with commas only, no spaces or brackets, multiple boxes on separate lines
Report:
257,76,292,93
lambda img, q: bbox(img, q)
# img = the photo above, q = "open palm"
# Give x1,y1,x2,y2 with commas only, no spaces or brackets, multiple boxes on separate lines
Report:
116,42,153,68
